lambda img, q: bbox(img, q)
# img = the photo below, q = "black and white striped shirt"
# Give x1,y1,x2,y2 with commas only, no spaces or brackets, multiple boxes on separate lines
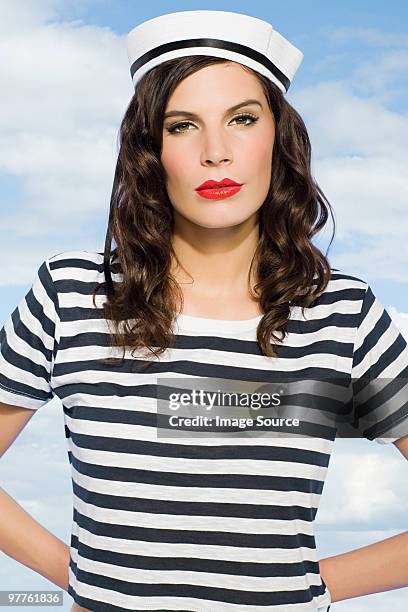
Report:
1,250,407,611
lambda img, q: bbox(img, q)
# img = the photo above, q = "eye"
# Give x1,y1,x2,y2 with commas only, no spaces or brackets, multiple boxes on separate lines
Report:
231,112,259,126
166,121,194,134
166,112,259,134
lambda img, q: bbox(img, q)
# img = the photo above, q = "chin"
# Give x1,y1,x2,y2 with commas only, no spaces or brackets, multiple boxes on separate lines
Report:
194,214,253,229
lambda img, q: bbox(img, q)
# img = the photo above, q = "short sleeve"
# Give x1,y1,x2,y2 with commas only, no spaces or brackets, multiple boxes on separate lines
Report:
351,284,408,443
0,258,60,411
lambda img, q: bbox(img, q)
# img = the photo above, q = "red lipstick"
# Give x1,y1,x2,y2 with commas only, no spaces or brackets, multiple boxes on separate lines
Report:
195,177,243,200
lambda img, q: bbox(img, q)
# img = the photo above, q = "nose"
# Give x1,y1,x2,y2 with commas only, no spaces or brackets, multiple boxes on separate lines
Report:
200,127,233,167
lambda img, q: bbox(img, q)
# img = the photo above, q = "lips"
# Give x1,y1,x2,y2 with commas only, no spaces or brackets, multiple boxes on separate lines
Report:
196,177,242,191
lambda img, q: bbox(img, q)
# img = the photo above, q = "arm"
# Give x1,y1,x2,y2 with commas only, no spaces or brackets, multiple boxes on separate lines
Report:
0,402,70,592
0,486,70,591
319,434,408,602
319,531,408,602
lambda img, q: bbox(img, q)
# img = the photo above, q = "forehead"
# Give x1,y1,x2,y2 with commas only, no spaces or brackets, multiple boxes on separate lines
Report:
166,62,264,107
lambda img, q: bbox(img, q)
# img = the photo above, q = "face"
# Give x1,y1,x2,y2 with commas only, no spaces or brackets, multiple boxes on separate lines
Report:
160,61,275,230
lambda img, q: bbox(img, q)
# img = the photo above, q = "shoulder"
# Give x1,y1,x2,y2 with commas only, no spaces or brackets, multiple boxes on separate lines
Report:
45,250,105,279
327,267,368,291
47,249,104,270
321,267,370,308
309,267,369,307
40,251,108,320
43,250,107,294
300,267,370,328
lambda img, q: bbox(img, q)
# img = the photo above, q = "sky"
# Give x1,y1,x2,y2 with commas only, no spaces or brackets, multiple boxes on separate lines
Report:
0,1,407,610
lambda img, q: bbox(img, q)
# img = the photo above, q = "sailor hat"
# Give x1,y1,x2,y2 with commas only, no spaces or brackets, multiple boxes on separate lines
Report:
103,10,304,295
126,10,303,94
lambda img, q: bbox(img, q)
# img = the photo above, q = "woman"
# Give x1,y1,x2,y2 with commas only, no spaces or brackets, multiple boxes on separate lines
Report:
1,10,407,612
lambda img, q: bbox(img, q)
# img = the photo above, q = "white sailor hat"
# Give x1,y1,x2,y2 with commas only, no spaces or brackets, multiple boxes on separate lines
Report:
126,10,304,94
103,10,304,295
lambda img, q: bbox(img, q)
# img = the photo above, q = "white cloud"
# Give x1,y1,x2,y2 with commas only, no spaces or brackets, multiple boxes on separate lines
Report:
291,77,408,282
0,0,132,281
353,50,408,93
322,25,408,48
315,155,408,237
294,80,408,157
317,443,408,528
0,1,60,34
291,27,408,285
341,454,400,521
332,238,408,284
388,306,408,340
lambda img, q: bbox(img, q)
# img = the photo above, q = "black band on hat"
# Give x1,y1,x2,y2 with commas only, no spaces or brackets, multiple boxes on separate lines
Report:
130,37,291,92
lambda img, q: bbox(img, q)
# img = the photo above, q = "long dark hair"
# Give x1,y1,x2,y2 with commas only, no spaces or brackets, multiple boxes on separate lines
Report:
93,55,336,367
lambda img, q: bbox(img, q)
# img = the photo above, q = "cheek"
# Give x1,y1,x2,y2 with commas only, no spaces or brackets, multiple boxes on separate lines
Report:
161,141,194,187
161,151,178,184
244,131,274,172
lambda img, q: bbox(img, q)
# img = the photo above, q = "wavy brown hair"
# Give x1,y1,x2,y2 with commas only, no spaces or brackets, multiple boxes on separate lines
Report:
93,55,336,368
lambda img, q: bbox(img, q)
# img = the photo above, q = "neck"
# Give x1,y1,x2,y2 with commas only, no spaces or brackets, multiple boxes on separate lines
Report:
170,212,260,298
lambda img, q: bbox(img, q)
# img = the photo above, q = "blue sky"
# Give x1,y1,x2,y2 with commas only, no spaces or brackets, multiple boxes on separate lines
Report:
0,1,407,610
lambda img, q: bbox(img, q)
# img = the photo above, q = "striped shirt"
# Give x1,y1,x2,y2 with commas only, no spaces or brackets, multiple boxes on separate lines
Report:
1,250,407,612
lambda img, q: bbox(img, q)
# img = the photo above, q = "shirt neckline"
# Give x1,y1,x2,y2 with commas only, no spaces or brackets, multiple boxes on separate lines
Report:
175,312,263,332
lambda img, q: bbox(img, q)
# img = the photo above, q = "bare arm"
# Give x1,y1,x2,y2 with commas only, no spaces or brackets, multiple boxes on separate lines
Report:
0,402,70,592
320,435,408,602
319,531,408,602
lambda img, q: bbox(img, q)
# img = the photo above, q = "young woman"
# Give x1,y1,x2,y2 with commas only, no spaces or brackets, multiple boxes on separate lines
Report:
1,10,407,612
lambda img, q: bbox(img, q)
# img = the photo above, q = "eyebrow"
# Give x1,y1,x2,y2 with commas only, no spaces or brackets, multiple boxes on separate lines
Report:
163,98,263,120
